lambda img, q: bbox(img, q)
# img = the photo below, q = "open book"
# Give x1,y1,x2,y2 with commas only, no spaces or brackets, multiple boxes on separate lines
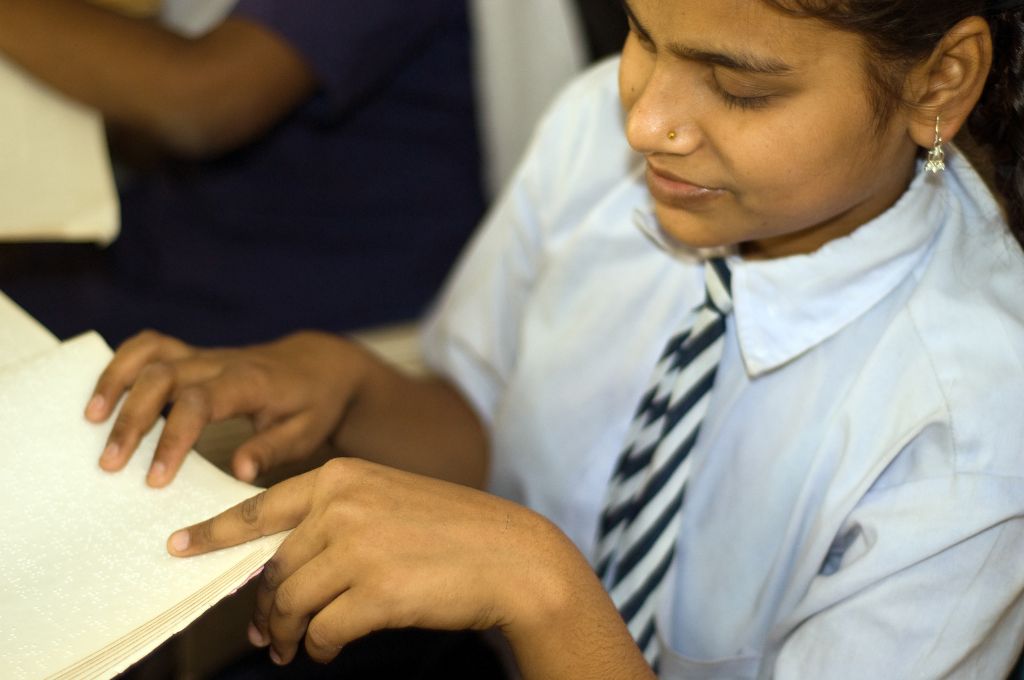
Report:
0,321,286,679
0,54,119,243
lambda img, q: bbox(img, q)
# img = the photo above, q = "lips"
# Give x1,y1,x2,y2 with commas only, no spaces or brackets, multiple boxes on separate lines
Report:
645,162,726,209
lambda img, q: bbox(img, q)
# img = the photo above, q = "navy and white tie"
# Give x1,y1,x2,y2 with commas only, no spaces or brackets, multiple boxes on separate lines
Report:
595,257,733,666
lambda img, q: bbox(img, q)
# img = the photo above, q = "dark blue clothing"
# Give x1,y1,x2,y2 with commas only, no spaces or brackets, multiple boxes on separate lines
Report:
1,0,483,346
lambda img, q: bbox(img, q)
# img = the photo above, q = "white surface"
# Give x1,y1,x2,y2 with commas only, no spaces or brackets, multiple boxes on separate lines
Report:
0,56,118,243
0,333,286,680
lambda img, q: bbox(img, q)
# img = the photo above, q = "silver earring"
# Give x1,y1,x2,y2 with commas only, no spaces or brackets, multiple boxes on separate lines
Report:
924,116,946,174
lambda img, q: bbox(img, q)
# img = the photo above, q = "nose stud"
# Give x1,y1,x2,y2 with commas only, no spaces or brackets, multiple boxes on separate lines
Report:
667,130,677,141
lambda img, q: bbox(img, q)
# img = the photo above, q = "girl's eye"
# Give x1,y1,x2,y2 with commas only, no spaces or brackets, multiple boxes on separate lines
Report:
718,90,772,111
710,76,774,111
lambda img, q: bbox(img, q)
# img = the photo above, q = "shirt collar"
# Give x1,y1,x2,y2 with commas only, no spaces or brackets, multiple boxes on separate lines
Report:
732,160,949,376
635,150,964,377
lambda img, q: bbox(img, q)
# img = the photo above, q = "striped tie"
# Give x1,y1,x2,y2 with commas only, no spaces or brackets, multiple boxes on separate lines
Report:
595,257,733,667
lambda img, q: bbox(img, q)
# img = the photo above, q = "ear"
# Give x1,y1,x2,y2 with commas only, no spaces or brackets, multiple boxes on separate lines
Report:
904,16,993,150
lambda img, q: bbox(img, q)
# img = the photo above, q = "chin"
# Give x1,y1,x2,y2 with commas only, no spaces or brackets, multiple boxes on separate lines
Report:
654,206,737,250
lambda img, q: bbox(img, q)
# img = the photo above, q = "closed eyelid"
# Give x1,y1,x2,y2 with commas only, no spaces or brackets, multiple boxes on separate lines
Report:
707,71,782,111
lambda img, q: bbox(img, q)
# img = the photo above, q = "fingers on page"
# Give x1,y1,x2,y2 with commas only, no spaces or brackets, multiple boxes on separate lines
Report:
168,471,316,556
100,361,177,473
88,330,190,421
149,386,216,486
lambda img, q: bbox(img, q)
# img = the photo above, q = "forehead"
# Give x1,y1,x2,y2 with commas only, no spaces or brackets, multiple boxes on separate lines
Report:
626,0,867,72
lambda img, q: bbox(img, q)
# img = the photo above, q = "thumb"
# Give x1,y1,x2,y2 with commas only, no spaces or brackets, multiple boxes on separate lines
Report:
231,416,326,482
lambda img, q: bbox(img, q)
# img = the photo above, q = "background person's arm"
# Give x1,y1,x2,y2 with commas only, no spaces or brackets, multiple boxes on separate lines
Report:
0,0,316,158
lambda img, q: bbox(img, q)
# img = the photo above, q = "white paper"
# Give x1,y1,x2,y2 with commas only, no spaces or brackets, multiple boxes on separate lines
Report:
0,55,119,243
0,333,286,680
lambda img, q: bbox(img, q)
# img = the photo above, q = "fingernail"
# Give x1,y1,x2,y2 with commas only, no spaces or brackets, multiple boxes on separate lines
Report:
86,394,105,420
169,530,190,553
248,622,268,647
269,648,284,665
148,461,166,485
100,443,120,467
237,458,257,482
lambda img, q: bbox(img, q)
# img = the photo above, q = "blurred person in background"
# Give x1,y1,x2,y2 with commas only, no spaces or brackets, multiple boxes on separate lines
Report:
0,0,484,346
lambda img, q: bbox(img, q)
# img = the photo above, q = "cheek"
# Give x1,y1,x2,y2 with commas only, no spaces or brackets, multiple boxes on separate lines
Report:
724,109,879,221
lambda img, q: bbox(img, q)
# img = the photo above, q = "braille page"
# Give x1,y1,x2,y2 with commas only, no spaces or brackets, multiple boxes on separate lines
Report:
0,55,119,243
0,333,287,680
0,290,58,370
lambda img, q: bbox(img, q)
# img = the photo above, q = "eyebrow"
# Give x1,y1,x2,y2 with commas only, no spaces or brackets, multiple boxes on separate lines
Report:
620,0,796,76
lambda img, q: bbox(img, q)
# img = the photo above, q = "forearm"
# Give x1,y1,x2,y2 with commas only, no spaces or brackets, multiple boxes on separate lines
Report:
331,338,490,489
0,0,313,156
0,0,188,131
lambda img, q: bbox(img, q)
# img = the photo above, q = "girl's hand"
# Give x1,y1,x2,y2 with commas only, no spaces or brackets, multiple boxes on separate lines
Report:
166,459,653,678
86,330,369,487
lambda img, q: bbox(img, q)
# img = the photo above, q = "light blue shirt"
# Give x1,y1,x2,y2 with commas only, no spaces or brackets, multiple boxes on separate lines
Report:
423,59,1024,679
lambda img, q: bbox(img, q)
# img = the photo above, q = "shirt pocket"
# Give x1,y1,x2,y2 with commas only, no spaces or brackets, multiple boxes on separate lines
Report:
658,636,762,680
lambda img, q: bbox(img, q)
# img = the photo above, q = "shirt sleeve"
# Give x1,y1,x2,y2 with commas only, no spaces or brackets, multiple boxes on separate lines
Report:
772,458,1024,679
418,108,549,424
419,61,622,423
231,0,462,117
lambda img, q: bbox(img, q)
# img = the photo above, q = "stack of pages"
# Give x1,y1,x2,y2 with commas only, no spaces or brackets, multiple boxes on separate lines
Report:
0,297,286,679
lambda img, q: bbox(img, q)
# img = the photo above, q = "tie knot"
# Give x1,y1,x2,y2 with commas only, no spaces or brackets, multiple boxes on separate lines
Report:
704,257,733,315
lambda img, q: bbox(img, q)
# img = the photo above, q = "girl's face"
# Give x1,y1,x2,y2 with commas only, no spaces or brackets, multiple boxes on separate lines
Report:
620,0,922,258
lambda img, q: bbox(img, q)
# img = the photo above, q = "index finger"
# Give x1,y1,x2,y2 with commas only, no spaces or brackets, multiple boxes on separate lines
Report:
86,330,194,423
167,470,316,557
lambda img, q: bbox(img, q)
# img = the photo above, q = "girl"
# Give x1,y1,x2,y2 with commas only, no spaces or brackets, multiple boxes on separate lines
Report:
87,0,1024,677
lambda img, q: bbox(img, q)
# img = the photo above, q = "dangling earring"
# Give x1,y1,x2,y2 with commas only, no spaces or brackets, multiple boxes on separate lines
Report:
924,116,946,174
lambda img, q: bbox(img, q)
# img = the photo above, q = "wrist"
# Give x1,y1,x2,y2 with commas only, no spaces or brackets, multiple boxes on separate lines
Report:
315,333,391,451
496,510,600,642
497,509,654,679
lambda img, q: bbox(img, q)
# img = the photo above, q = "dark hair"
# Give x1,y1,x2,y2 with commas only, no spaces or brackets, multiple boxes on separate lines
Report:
761,0,1024,249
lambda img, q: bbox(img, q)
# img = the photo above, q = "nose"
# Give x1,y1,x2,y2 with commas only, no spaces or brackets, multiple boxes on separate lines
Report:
625,63,702,156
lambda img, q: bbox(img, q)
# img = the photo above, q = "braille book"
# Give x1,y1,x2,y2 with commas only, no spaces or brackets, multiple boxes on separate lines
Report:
0,331,286,680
